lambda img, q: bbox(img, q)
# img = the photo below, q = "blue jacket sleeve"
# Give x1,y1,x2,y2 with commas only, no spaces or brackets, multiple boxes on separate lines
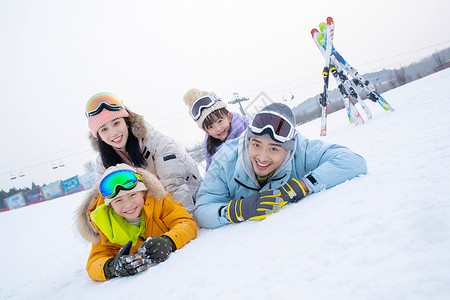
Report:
193,162,232,229
298,139,367,193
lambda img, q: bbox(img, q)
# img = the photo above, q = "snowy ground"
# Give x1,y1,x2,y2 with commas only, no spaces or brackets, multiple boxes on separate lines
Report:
1,69,450,300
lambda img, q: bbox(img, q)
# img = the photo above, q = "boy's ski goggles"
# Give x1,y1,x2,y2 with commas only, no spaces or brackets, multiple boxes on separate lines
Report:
99,169,143,199
190,95,221,120
249,111,296,143
85,92,124,117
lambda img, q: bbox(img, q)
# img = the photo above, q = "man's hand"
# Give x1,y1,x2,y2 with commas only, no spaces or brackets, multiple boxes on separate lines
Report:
276,178,308,203
227,190,286,223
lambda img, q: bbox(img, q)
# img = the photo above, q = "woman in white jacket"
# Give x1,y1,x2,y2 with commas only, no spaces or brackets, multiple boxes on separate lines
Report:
85,92,201,213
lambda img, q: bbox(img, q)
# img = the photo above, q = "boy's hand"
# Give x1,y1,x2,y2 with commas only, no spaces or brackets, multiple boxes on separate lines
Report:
104,241,149,279
138,236,176,263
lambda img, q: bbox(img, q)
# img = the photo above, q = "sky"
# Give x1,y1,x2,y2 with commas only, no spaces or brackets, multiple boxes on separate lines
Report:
1,0,450,191
1,69,449,299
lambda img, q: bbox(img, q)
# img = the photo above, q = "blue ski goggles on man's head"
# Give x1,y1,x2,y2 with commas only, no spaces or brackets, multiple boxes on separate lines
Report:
249,111,296,143
99,169,143,199
190,95,221,120
85,92,125,118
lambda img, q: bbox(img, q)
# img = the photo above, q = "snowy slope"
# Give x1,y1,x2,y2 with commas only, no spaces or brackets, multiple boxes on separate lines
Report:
1,69,450,300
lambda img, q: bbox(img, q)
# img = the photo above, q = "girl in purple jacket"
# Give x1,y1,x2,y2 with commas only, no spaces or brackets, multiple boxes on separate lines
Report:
184,88,250,170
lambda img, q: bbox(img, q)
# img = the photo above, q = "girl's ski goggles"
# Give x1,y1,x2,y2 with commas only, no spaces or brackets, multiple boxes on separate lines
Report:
99,169,143,199
85,92,124,117
190,95,221,120
249,111,296,143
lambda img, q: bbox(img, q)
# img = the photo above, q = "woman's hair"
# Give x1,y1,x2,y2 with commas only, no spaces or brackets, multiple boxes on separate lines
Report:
203,108,231,156
98,118,147,169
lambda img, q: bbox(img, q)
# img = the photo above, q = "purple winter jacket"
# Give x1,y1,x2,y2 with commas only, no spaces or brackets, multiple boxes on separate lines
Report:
204,112,250,170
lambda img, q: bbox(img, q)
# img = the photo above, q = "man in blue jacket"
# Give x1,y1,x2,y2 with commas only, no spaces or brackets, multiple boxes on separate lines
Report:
193,102,367,229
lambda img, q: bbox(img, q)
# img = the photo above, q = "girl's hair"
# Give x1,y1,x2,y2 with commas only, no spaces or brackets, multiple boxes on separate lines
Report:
203,108,230,156
98,118,147,169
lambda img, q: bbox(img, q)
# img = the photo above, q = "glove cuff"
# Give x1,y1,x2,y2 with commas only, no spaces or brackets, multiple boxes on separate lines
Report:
227,199,244,223
161,235,176,252
103,257,117,280
284,178,307,203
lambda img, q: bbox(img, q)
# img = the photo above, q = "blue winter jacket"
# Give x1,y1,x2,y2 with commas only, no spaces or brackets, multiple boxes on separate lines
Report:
193,131,367,229
204,112,250,170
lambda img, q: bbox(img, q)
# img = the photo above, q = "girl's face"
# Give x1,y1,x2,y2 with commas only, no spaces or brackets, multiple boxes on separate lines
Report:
204,112,232,141
109,191,146,219
98,118,129,150
248,136,288,177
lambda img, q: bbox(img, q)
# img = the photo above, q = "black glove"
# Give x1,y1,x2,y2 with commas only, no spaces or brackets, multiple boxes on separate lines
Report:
138,236,176,263
277,178,308,203
104,241,149,279
227,190,286,223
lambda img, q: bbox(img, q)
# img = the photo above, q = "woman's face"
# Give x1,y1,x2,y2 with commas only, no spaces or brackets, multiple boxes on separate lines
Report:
98,117,129,150
204,112,232,141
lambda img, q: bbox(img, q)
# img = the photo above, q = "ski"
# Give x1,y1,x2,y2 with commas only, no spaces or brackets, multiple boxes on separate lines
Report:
316,17,334,136
329,64,365,125
333,51,395,111
315,35,395,112
313,27,366,124
331,57,373,120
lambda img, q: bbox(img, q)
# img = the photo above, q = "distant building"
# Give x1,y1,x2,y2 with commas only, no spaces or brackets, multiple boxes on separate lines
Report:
243,91,274,117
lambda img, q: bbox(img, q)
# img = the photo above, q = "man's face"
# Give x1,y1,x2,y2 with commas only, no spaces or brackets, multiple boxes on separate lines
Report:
247,136,289,177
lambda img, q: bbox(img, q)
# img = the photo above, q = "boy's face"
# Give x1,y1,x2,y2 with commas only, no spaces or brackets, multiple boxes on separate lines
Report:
247,136,289,177
109,190,146,219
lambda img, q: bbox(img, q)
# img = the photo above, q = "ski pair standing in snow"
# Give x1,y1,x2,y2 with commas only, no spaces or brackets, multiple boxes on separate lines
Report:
193,102,367,229
311,17,394,127
183,88,250,171
76,163,197,281
85,92,201,213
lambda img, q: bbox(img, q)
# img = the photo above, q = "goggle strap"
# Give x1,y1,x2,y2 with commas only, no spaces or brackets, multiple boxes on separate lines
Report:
250,111,295,143
190,96,219,120
86,102,123,117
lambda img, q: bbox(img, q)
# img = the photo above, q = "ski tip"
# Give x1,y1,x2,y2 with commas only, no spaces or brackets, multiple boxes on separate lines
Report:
317,33,326,47
319,22,327,33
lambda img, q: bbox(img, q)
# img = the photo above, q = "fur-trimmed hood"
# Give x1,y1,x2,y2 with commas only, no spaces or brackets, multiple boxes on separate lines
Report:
88,108,149,152
75,166,167,244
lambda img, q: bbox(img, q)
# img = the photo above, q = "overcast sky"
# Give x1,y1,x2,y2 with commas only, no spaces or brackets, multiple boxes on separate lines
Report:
1,0,449,191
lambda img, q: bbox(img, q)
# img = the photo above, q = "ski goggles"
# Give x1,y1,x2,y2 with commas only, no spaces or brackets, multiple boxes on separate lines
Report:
99,169,143,199
85,92,124,118
249,111,296,143
190,95,221,120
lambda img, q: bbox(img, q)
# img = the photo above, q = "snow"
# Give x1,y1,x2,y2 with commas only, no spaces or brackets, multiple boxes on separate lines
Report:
1,69,450,299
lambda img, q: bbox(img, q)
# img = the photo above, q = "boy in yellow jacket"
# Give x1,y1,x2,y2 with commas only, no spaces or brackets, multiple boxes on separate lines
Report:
76,164,197,281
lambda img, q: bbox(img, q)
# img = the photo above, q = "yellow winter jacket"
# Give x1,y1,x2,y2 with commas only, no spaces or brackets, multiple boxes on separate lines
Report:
75,167,197,281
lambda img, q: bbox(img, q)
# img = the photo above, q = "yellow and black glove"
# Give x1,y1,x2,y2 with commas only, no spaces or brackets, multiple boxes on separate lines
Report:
276,178,308,203
227,190,286,223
